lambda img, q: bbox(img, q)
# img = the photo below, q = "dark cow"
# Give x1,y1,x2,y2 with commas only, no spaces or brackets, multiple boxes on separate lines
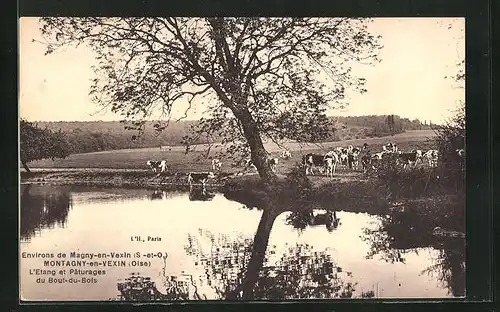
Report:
350,148,361,171
303,153,326,175
398,151,419,168
338,149,349,170
360,145,372,172
267,158,279,172
187,172,216,189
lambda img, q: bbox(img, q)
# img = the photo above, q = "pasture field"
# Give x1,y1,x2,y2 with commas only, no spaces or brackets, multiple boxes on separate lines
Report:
26,130,437,176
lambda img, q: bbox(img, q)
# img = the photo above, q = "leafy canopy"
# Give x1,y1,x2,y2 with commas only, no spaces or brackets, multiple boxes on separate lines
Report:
39,17,382,161
20,119,71,167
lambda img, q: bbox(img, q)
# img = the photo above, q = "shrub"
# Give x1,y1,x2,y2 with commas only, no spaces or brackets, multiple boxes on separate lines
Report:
432,102,465,193
369,153,455,199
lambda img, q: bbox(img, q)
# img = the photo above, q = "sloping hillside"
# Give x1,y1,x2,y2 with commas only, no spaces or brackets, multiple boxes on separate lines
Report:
31,115,432,154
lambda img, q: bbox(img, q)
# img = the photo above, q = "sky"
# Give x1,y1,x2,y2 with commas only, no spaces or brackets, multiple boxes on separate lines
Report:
19,17,465,124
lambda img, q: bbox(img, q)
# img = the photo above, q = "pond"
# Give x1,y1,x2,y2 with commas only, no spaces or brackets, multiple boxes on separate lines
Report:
19,184,465,301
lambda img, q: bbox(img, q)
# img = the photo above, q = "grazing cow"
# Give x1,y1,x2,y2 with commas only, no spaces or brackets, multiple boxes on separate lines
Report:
423,150,439,167
146,160,167,174
267,158,279,172
382,142,398,153
303,153,326,175
398,151,419,168
372,152,385,160
187,172,216,189
212,159,222,171
281,149,292,159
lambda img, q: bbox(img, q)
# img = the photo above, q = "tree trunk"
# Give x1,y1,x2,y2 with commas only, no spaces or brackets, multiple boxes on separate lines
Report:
227,207,281,300
22,160,31,173
235,109,278,188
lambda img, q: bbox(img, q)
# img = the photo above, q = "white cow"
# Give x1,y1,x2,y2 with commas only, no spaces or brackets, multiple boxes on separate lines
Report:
245,159,257,171
281,149,292,159
324,152,339,177
211,159,222,171
423,150,439,167
146,160,167,174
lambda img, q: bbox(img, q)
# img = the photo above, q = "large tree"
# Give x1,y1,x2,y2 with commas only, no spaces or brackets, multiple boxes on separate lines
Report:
39,17,381,186
20,119,71,172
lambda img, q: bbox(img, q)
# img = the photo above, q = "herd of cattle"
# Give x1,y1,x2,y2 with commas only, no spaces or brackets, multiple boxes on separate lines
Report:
146,143,465,187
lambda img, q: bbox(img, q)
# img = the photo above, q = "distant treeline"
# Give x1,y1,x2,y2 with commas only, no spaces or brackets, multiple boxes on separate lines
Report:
35,116,432,154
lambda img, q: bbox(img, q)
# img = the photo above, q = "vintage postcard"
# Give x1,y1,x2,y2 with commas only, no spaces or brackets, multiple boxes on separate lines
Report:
19,17,465,301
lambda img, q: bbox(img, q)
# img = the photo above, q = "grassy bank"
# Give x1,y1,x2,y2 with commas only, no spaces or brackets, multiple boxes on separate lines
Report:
20,170,232,191
25,130,436,175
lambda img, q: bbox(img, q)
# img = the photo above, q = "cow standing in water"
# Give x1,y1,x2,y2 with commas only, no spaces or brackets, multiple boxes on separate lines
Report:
146,160,167,175
187,172,216,191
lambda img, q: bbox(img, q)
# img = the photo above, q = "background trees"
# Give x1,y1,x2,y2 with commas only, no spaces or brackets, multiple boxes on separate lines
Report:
39,17,382,185
31,116,430,156
20,119,71,172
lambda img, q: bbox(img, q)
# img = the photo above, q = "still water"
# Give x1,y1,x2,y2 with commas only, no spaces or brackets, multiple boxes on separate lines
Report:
20,184,465,301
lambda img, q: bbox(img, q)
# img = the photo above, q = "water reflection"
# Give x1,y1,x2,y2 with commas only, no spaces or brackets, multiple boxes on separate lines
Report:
116,231,358,300
360,199,465,297
151,190,167,200
188,188,216,202
20,184,464,301
20,185,72,241
287,209,341,233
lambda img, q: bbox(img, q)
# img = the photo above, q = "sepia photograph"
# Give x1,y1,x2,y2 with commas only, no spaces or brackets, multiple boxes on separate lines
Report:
19,17,466,301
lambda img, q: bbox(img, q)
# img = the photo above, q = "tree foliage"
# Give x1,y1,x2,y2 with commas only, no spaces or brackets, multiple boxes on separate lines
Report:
39,17,382,184
20,119,71,172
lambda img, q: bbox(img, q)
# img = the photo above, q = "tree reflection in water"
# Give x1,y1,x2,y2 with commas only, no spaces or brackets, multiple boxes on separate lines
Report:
360,197,465,297
116,230,358,301
20,184,72,241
